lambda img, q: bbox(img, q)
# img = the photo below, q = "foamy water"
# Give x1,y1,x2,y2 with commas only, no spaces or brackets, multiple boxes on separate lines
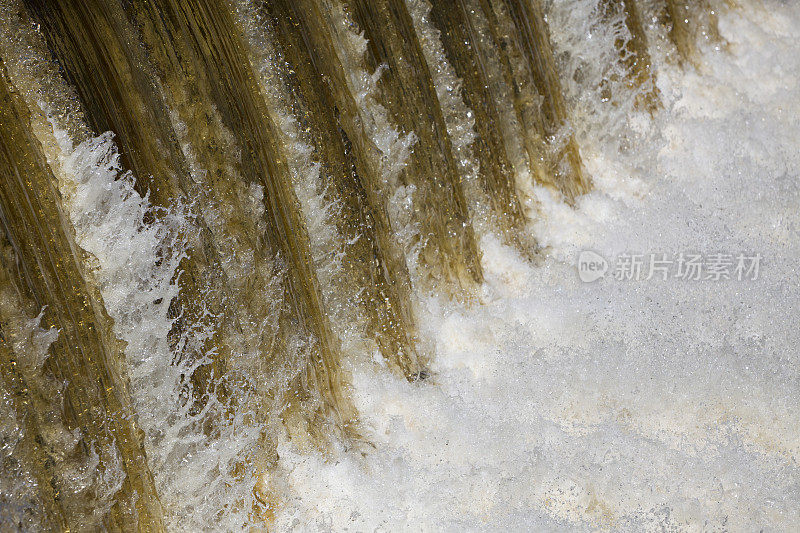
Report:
272,2,800,530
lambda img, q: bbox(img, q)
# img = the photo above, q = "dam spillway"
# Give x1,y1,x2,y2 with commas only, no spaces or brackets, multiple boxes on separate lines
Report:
1,0,799,531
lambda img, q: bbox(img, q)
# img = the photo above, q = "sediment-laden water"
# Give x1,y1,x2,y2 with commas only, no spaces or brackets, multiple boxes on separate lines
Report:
0,0,797,531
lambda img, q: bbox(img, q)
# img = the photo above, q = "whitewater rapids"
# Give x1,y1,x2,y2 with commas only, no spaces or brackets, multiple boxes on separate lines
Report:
272,3,800,530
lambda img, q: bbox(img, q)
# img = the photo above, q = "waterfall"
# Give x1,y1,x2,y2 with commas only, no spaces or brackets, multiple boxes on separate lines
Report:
2,0,796,531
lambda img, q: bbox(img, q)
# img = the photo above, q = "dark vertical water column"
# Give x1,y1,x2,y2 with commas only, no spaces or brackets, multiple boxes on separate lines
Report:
501,0,590,201
426,0,528,243
146,0,358,431
341,0,484,292
22,0,184,200
125,0,293,418
22,0,360,440
462,0,555,194
666,0,699,63
0,63,165,532
664,0,723,67
258,0,424,380
600,0,661,112
22,0,232,405
0,247,60,531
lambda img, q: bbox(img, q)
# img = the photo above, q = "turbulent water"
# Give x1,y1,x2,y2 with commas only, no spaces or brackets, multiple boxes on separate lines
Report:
0,0,797,531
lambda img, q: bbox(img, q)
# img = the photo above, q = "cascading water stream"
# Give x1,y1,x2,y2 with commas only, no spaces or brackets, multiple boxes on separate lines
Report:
0,0,797,531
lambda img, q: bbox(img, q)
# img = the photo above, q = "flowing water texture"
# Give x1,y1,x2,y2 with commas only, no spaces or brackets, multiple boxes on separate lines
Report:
0,0,797,531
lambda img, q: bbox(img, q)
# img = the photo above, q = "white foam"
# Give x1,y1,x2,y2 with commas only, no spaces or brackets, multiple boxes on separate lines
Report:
272,2,800,530
56,131,262,531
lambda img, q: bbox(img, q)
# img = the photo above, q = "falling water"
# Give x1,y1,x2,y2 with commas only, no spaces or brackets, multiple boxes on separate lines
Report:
0,0,797,530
